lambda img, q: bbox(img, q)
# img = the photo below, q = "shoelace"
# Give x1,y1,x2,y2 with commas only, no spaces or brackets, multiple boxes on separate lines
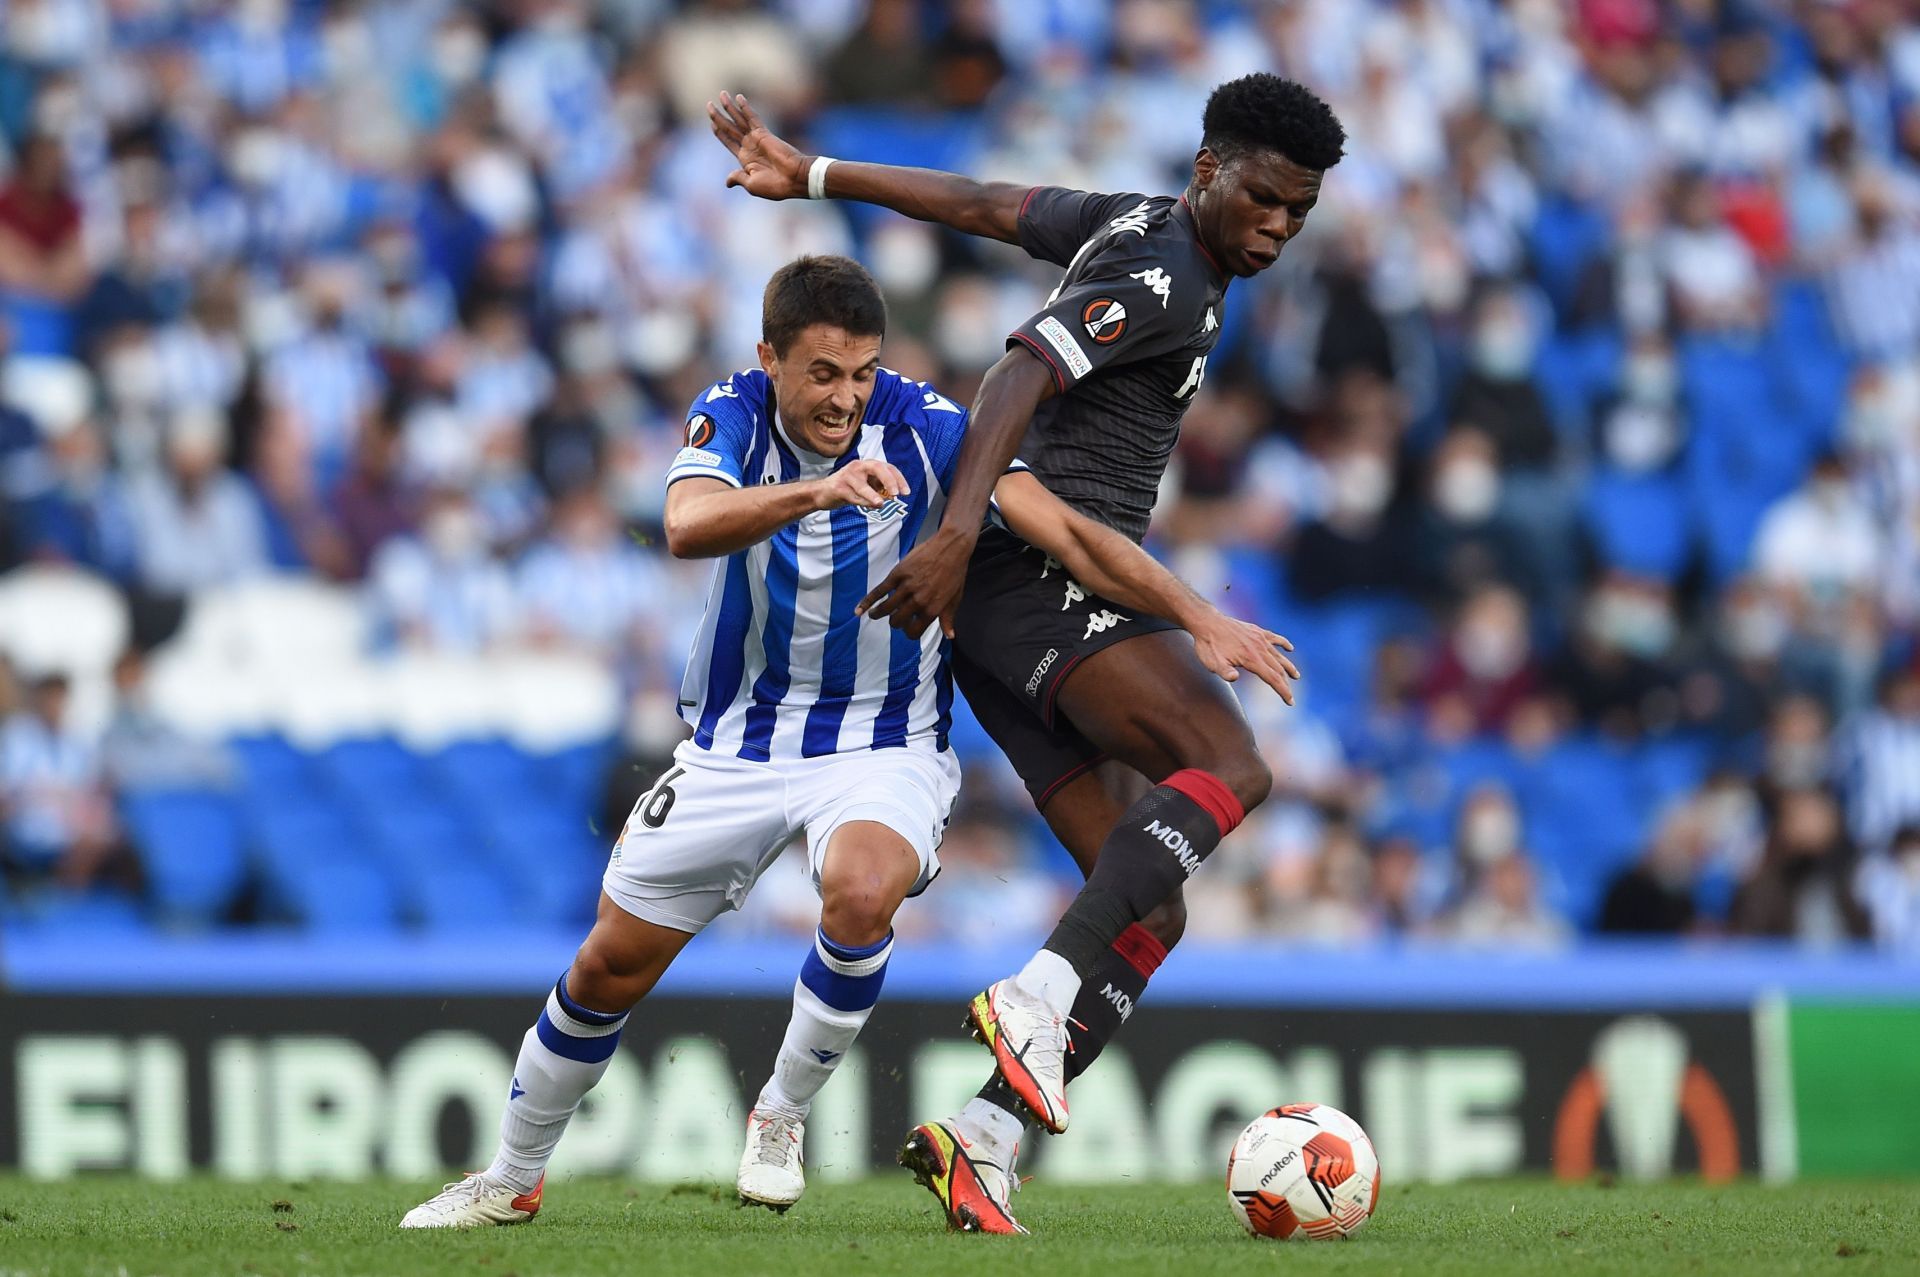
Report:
749,1111,802,1164
427,1175,492,1209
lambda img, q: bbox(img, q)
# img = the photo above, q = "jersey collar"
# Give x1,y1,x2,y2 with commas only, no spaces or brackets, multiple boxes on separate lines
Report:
1176,196,1229,286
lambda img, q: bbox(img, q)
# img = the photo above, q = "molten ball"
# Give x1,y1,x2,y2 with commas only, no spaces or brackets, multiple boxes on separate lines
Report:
1226,1103,1380,1241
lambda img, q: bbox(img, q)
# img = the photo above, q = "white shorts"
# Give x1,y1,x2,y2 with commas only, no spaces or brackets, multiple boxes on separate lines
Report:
602,738,962,934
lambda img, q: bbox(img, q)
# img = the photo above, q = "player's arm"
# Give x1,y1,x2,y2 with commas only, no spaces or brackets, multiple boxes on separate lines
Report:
708,92,1027,243
993,472,1301,704
664,461,910,559
857,345,1056,636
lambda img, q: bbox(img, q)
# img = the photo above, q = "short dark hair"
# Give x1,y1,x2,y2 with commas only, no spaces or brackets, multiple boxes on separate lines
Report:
761,255,887,355
1202,73,1346,173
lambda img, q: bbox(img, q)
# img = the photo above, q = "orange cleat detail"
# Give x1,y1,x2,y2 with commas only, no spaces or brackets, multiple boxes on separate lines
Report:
897,1122,1026,1235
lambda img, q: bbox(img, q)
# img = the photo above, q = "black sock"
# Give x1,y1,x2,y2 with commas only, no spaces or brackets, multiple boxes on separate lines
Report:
974,923,1171,1120
1043,770,1243,975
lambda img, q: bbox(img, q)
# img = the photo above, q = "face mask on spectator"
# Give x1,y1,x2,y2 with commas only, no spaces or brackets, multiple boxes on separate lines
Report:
562,320,620,376
103,343,163,410
1766,741,1828,790
1588,587,1675,658
434,26,488,83
425,507,483,562
1457,615,1526,681
1812,475,1852,511
1724,598,1789,660
1622,352,1677,403
1329,453,1392,520
870,222,940,295
227,128,286,187
1470,316,1535,381
1602,401,1679,471
1433,456,1499,523
1461,801,1520,866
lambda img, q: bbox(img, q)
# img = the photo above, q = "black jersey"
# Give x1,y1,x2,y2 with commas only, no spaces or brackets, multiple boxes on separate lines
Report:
1007,186,1228,543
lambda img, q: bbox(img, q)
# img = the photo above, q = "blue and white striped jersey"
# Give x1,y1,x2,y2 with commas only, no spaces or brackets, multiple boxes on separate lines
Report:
668,367,968,761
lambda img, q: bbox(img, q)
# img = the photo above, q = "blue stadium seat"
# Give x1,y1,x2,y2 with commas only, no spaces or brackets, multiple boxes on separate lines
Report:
274,858,402,932
528,740,615,817
1690,477,1777,585
430,739,540,814
120,789,249,923
1632,733,1714,811
4,886,147,934
1583,469,1691,582
318,736,434,812
230,735,328,807
1535,328,1623,441
1528,195,1609,322
1515,735,1646,923
364,803,479,878
406,861,523,930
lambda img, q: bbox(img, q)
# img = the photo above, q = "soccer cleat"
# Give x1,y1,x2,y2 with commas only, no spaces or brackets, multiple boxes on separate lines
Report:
898,1121,1026,1235
399,1173,542,1228
968,979,1070,1134
736,1107,806,1212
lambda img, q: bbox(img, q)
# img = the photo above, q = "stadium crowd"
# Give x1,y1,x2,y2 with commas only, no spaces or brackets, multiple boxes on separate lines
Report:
2,0,1920,955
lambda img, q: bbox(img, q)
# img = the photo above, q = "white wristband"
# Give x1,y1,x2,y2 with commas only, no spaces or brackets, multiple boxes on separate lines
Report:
807,155,836,200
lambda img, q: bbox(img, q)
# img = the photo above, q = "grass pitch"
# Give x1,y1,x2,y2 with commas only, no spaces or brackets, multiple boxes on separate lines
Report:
1,1176,1915,1277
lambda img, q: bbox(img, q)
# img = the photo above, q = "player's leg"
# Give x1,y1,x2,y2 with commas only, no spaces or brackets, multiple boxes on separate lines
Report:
740,746,959,1210
978,630,1266,1132
404,748,782,1228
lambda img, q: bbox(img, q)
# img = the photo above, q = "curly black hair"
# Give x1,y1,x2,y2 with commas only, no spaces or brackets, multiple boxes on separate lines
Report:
1201,73,1346,172
762,255,887,354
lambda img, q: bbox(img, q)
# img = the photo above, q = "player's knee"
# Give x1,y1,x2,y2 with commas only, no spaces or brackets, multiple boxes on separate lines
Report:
818,876,902,948
1211,751,1271,815
566,937,651,1014
1140,891,1187,951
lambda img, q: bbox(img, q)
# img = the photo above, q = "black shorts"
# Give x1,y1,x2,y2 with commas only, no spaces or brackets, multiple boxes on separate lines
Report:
951,526,1179,808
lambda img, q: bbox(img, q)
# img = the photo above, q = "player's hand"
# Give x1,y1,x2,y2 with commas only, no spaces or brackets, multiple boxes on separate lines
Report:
815,459,911,511
857,526,974,639
707,92,808,200
1187,609,1301,705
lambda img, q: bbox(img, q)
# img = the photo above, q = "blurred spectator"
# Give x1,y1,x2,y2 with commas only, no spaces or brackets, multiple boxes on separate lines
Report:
1443,851,1571,950
1731,787,1870,944
1754,454,1883,604
1271,822,1379,946
1599,801,1705,935
821,0,933,108
0,674,126,890
123,407,272,594
0,134,91,304
1840,666,1920,855
1661,171,1767,332
262,264,383,480
1855,823,1920,955
1824,174,1920,363
915,806,1065,948
328,407,420,581
517,486,660,656
369,487,518,651
1421,585,1538,738
100,648,235,793
1555,572,1680,738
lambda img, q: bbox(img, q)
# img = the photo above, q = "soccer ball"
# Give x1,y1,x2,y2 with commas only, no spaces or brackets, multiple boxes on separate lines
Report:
1226,1104,1380,1241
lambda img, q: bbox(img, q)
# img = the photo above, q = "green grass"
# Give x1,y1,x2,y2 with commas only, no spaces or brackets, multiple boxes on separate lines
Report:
0,1176,1915,1277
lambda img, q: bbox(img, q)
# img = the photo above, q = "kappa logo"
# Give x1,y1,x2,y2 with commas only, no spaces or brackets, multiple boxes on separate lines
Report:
1130,267,1174,308
705,379,740,402
1100,982,1135,1022
1203,307,1218,333
1109,201,1153,236
1060,578,1087,610
1082,296,1128,344
1145,818,1202,875
1082,608,1129,640
685,414,716,448
1025,648,1060,696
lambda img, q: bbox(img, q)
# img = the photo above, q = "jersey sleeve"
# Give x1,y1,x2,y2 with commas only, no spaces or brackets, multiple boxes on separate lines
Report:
1007,239,1203,392
666,381,757,488
1016,186,1155,267
875,369,971,489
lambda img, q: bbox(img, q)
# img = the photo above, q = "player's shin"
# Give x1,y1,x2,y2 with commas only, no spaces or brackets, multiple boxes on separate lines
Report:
487,976,630,1193
1034,769,1242,996
757,926,892,1115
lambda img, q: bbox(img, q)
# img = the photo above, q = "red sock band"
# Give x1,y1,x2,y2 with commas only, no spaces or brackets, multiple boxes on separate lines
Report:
1111,923,1168,979
1163,768,1245,836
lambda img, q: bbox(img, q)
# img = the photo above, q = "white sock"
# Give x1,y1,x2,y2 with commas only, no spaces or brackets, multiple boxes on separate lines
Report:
486,977,628,1193
955,1096,1026,1170
757,926,892,1117
1014,948,1081,1019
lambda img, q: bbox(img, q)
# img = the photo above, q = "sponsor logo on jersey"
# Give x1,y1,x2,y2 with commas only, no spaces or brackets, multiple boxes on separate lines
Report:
1025,648,1060,696
1082,297,1128,344
1130,267,1174,308
1082,608,1130,640
1101,982,1135,1022
1145,818,1202,875
674,446,726,470
685,414,716,448
1035,316,1092,379
1109,201,1153,236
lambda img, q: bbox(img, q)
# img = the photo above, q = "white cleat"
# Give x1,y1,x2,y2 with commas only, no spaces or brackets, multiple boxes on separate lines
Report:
968,979,1070,1133
400,1173,543,1229
736,1107,806,1212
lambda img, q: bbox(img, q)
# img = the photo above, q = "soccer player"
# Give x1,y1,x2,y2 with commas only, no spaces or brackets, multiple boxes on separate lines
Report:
401,256,1299,1228
710,73,1344,1230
